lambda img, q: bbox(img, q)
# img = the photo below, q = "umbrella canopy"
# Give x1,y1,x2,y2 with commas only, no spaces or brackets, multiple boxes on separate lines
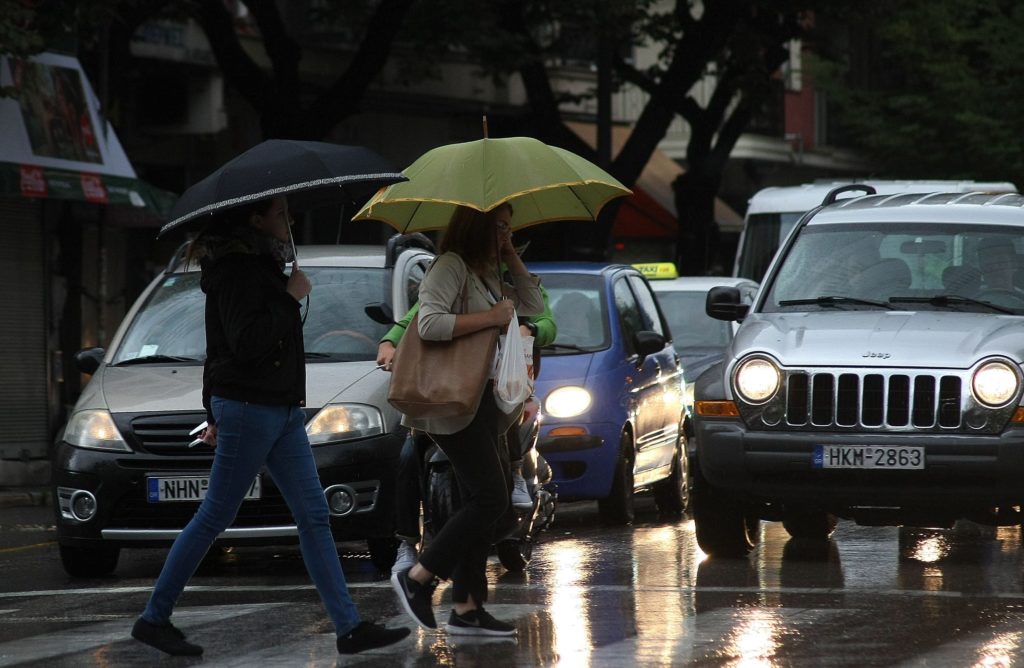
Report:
352,136,631,232
159,139,406,237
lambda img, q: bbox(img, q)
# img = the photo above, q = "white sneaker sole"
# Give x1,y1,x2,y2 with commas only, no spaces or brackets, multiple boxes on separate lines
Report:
390,572,437,631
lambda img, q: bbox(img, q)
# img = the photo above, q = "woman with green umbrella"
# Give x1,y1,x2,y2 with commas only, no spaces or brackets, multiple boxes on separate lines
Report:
390,203,545,636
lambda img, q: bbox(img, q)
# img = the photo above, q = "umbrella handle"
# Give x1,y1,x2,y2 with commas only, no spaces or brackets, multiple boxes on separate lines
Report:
287,223,299,268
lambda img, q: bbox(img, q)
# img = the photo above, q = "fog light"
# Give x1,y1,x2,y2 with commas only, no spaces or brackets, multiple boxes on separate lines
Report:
325,485,355,516
70,490,97,521
761,404,784,427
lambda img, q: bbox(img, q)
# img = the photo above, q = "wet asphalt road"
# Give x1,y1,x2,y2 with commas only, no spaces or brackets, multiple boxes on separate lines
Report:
3,498,1024,666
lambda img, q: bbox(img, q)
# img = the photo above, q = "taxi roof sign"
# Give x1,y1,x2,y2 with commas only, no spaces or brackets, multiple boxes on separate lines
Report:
633,262,678,279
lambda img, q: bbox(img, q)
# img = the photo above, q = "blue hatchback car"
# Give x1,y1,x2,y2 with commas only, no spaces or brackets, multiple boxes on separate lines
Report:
528,262,687,523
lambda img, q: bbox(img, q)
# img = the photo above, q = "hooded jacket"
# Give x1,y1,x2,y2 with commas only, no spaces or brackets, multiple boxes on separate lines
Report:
200,247,305,423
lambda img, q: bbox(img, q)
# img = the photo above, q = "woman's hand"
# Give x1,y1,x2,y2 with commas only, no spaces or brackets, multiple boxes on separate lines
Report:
498,226,516,260
376,341,396,370
286,262,312,301
200,424,218,447
489,299,515,327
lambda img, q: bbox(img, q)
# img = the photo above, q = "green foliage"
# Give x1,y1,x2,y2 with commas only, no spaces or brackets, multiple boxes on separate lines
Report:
812,0,1024,186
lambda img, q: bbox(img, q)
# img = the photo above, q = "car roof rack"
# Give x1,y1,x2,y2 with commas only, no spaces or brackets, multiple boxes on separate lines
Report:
385,232,436,268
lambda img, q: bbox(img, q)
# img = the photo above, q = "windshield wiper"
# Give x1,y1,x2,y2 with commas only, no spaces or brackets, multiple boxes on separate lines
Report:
889,295,1016,315
778,295,893,310
114,355,200,366
542,342,593,352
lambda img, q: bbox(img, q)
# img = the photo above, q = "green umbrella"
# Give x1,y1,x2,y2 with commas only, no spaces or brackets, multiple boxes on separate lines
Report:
352,136,632,232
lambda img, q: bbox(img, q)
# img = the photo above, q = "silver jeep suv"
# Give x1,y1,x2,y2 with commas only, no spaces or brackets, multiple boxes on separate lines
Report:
694,186,1024,556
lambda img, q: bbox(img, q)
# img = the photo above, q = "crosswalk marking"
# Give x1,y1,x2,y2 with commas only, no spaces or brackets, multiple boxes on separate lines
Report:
0,603,285,667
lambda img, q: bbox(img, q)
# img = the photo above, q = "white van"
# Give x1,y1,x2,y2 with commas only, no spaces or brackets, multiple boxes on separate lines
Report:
733,180,1018,281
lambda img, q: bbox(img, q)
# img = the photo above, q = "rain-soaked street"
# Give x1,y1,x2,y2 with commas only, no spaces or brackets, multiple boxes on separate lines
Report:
4,497,1024,666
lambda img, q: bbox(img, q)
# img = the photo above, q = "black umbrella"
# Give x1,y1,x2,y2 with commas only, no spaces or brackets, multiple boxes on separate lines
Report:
158,139,407,238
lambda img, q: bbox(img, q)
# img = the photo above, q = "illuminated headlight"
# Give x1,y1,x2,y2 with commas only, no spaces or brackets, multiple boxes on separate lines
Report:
64,410,131,452
683,382,696,412
545,386,592,418
306,404,383,445
972,361,1019,407
734,357,780,404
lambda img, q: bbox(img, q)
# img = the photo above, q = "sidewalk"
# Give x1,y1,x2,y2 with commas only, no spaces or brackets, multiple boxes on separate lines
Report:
0,487,51,509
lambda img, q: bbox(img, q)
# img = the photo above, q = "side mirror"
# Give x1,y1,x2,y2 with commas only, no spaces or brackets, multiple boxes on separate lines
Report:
634,330,666,363
75,347,105,375
364,302,395,325
706,286,750,322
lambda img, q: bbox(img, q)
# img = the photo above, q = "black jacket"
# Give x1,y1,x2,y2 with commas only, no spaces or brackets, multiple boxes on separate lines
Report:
200,251,305,423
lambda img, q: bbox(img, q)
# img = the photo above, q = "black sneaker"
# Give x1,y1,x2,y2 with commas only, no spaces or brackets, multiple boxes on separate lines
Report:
390,568,437,630
337,620,412,654
445,607,517,636
131,617,203,656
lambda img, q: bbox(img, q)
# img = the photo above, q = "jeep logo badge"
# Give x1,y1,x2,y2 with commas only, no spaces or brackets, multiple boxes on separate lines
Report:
862,351,891,359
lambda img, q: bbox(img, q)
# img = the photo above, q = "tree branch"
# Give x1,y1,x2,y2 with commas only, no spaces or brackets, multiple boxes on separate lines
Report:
243,0,301,98
192,0,273,111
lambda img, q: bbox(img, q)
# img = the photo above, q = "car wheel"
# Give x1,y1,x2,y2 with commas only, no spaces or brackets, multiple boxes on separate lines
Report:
496,538,533,572
598,430,635,525
59,544,119,577
691,467,758,557
782,510,838,541
424,462,459,540
367,536,400,574
652,427,688,518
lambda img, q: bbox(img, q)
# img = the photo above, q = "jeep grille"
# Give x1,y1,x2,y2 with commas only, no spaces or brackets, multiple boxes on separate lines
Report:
741,368,1014,434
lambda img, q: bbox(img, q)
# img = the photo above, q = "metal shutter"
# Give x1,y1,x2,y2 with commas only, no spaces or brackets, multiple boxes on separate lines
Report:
0,199,48,458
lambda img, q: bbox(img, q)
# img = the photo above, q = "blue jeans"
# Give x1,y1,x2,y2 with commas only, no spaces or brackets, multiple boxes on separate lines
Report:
141,397,361,636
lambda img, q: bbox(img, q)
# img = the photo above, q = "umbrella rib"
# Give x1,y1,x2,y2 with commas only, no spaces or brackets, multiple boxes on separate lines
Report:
161,172,404,234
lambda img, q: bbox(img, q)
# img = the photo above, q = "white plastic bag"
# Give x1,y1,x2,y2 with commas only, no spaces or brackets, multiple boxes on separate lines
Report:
494,310,533,414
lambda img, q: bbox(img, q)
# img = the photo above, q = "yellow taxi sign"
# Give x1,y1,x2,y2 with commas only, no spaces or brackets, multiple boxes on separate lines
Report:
633,262,678,279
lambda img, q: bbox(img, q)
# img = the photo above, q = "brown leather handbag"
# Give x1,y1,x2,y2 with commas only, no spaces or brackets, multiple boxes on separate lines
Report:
387,282,499,419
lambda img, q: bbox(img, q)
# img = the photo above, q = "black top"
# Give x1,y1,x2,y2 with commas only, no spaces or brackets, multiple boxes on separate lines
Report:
200,251,305,423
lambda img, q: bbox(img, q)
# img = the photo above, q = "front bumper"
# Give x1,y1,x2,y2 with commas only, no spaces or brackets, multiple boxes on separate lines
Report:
52,430,404,549
695,417,1024,511
536,422,616,499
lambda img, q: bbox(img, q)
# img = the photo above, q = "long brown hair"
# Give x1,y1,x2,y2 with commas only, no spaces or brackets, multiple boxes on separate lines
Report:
439,203,511,274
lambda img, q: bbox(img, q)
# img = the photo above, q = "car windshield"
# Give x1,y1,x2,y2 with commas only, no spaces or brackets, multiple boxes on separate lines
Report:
538,273,610,353
112,267,391,364
762,222,1024,315
656,290,733,350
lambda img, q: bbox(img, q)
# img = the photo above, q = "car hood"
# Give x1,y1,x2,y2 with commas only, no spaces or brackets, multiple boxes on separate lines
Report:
95,362,384,414
736,311,1024,368
534,351,596,391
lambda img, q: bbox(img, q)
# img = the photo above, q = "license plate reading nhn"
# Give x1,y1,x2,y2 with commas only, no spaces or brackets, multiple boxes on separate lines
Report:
813,445,924,470
147,476,261,502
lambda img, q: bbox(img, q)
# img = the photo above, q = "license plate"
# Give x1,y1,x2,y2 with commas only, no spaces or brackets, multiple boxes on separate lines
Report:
813,445,925,470
147,476,261,502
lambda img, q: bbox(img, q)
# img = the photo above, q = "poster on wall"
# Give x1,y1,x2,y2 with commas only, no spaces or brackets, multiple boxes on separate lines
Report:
10,59,102,164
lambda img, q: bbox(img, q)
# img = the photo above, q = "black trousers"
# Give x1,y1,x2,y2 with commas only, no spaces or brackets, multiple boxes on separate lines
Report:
419,384,510,605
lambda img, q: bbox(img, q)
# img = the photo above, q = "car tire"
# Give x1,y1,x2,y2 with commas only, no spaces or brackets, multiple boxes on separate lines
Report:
652,428,688,518
691,467,758,557
782,510,838,541
424,462,459,540
496,537,533,572
598,430,635,525
367,536,399,574
59,544,119,577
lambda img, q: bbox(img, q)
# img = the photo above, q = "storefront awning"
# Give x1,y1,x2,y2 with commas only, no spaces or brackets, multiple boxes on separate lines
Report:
0,51,175,225
566,121,743,236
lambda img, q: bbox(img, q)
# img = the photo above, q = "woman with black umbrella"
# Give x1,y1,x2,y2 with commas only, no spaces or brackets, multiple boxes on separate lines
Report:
131,196,409,657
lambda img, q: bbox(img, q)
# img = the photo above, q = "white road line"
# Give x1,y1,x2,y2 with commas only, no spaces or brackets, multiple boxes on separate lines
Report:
0,603,285,667
3,582,1024,600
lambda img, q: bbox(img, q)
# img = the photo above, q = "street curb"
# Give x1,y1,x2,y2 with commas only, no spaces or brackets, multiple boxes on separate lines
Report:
0,489,52,509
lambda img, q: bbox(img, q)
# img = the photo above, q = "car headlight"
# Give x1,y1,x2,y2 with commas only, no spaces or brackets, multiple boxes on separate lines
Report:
64,410,131,452
545,386,592,418
306,404,384,445
972,361,1019,407
734,357,780,404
